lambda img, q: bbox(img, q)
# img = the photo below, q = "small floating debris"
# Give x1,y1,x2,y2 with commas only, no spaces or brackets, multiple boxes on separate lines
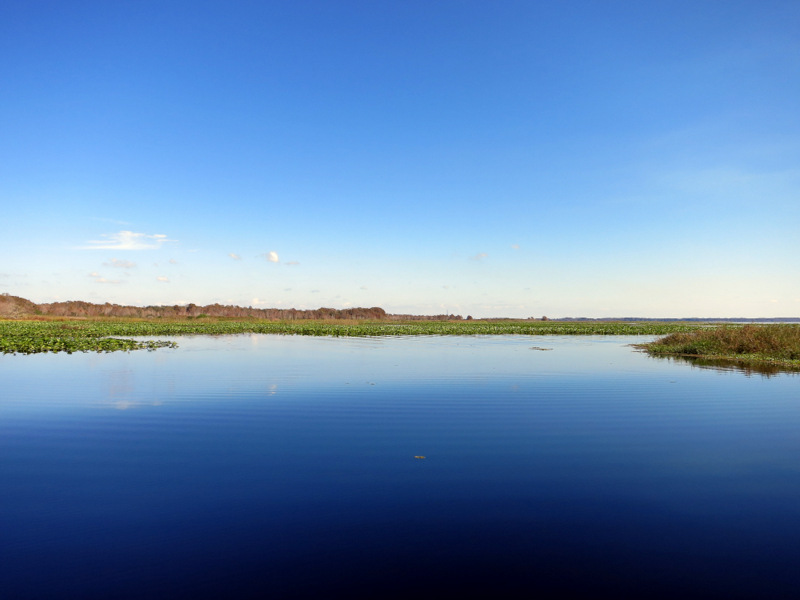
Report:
414,456,426,459
529,347,553,351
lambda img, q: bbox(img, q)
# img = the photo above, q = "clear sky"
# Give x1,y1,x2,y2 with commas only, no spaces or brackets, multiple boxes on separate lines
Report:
2,1,798,318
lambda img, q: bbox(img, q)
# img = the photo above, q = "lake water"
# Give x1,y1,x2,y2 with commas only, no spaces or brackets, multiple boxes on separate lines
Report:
2,335,800,598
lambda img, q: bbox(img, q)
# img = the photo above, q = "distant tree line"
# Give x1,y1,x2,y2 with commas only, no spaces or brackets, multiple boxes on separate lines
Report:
2,294,466,321
33,300,389,320
387,313,464,321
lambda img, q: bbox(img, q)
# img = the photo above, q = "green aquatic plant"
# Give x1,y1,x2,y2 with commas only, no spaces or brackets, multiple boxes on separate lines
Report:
0,320,177,354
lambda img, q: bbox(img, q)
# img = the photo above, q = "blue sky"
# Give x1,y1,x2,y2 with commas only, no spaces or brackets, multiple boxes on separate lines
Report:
1,1,798,317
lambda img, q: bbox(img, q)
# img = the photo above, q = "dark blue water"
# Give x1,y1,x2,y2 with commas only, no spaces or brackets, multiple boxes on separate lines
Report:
2,335,799,598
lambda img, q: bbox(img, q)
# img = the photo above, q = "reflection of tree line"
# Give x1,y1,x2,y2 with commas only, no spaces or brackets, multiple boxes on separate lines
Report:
3,294,463,321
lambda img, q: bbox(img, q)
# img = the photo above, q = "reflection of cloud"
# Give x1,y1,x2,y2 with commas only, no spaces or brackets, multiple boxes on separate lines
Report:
471,252,488,261
229,253,242,260
156,276,169,283
102,366,164,410
82,230,175,250
104,258,136,269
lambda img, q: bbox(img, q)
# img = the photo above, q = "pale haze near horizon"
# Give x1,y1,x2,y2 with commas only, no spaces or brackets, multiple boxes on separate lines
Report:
1,1,798,318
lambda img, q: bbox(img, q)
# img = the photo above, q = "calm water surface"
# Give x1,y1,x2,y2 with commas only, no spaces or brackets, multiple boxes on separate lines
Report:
2,335,800,598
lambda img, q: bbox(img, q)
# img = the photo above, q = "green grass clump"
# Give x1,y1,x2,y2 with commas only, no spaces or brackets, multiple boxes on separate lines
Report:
0,318,703,355
643,324,800,371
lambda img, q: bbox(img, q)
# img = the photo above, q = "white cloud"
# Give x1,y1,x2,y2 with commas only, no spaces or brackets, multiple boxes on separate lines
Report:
105,258,136,269
169,258,178,264
82,231,175,250
156,276,169,283
259,251,279,263
229,253,242,260
511,244,520,250
285,261,300,266
471,252,488,261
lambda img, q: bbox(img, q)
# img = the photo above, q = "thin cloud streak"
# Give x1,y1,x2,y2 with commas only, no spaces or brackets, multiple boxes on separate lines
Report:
105,258,136,269
81,231,175,250
88,272,122,284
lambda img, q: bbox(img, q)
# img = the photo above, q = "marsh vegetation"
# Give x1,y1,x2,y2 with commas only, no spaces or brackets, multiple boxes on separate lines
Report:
642,324,800,372
3,318,799,373
1,318,700,355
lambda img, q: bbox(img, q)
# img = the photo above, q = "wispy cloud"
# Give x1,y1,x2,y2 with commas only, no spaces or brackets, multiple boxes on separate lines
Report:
471,252,488,261
88,272,122,284
156,276,169,283
511,244,520,250
285,261,300,266
259,251,279,263
104,258,136,269
229,253,242,260
82,231,175,250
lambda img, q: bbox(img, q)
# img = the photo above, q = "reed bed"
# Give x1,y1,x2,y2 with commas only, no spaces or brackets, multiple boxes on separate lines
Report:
643,324,800,370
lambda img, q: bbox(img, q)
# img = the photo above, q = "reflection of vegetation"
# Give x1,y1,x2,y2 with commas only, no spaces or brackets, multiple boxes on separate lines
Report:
643,325,800,374
656,355,798,377
1,319,703,355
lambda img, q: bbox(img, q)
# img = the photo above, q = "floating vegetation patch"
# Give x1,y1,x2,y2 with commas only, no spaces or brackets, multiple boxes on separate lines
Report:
0,321,177,355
